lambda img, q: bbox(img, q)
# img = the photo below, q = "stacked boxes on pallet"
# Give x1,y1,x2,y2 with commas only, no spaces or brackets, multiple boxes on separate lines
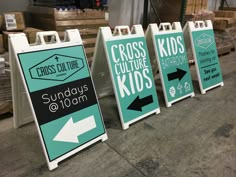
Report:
0,12,43,51
29,6,109,65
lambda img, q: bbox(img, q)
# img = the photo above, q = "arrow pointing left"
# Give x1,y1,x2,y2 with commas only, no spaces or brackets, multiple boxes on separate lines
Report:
53,116,96,143
127,95,153,111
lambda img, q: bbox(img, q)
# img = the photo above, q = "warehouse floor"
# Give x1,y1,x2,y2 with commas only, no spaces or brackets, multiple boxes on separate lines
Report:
0,51,236,177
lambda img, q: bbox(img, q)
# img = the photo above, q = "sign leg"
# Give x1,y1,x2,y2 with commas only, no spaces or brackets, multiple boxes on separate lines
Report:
48,161,58,171
166,103,172,108
155,108,161,114
122,124,129,130
101,134,108,142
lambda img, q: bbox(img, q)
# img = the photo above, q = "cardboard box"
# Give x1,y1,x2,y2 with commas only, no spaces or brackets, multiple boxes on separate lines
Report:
2,12,25,31
2,31,22,50
23,27,43,43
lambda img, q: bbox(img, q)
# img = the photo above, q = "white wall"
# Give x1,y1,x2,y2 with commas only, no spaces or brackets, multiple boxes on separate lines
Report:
208,0,236,10
227,0,236,7
208,0,219,10
108,0,144,28
0,0,30,13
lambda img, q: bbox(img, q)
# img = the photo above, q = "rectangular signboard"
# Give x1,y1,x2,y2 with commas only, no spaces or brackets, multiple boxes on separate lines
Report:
146,23,194,107
9,30,107,170
185,20,224,94
92,25,160,130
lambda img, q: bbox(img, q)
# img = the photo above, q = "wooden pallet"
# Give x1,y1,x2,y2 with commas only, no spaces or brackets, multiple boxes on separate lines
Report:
217,42,234,56
226,27,236,39
0,70,12,116
213,10,236,30
215,29,236,56
223,7,236,11
0,102,12,116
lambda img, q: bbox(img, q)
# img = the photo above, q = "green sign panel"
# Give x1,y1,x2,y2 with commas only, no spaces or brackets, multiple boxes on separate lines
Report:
105,37,160,124
154,32,194,104
192,29,223,90
18,45,106,161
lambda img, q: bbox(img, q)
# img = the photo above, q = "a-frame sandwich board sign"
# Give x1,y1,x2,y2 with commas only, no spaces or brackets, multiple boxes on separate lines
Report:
145,22,195,107
183,20,224,94
9,29,107,170
91,25,160,130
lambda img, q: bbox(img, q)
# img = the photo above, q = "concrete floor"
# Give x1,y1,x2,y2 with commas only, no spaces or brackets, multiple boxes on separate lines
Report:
1,51,236,177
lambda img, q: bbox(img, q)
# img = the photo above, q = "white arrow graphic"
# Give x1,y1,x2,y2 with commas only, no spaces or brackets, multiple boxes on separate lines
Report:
53,115,96,143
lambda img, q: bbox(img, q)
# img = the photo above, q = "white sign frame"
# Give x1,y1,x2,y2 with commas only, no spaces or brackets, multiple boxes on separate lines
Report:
9,30,108,170
146,22,195,107
10,50,33,128
91,25,160,130
183,20,224,94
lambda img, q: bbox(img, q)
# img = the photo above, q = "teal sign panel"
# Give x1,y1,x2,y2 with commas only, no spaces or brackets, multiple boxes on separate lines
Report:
192,29,223,90
105,37,160,123
18,45,106,161
154,32,194,103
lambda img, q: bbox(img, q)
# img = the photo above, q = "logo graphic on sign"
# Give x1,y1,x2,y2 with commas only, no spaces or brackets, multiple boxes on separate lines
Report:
195,33,214,49
177,83,183,94
18,45,106,161
106,37,159,123
29,54,84,81
184,82,191,92
169,86,176,97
